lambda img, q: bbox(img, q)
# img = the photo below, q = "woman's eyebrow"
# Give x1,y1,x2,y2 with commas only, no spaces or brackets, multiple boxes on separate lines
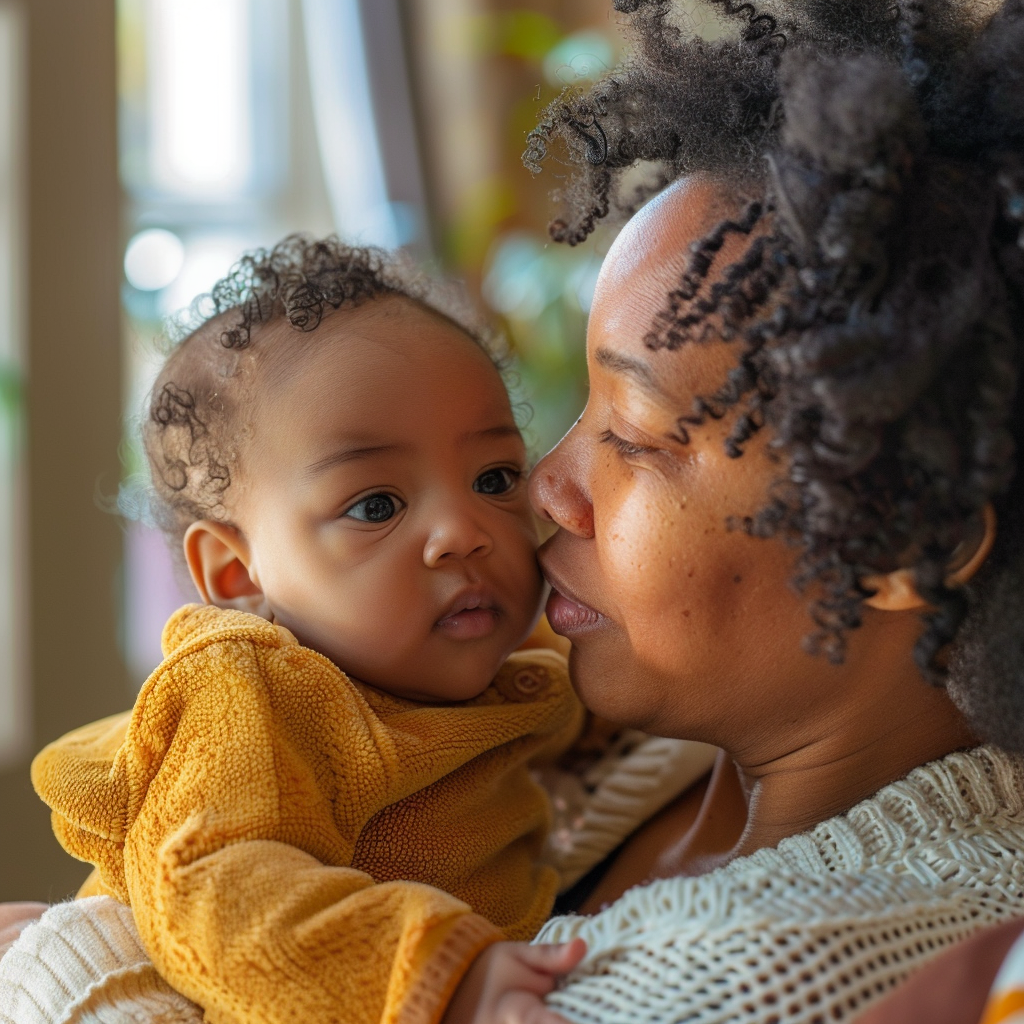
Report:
595,346,672,401
305,443,408,476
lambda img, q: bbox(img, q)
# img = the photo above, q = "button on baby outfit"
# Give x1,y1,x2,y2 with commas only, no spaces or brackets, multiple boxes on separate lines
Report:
514,666,548,695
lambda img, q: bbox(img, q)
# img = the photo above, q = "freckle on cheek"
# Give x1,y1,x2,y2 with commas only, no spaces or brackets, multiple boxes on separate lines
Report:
733,575,743,584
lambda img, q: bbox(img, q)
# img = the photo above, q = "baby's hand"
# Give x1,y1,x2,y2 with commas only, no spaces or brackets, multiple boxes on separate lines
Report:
441,938,587,1024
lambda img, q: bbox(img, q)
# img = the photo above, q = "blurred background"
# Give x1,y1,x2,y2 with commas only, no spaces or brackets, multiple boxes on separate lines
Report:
0,0,630,900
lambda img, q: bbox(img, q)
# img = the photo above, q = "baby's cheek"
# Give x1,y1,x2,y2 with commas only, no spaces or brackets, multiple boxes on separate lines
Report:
504,531,545,626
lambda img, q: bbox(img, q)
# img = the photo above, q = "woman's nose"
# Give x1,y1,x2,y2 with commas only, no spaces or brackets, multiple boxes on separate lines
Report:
423,506,494,567
529,433,594,539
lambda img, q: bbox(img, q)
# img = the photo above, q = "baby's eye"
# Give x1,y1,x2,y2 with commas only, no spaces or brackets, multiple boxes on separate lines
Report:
473,468,519,496
343,493,400,523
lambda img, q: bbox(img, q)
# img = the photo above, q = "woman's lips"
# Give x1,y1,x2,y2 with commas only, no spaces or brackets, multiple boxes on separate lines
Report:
545,588,603,635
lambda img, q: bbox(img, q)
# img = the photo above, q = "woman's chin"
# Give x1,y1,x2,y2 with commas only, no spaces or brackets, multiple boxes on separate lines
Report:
564,639,649,729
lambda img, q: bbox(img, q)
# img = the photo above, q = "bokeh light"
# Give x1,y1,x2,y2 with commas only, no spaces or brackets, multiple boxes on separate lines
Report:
123,227,185,291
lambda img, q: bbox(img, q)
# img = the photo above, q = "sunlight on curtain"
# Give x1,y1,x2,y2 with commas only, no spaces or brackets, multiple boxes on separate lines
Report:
0,3,27,765
300,0,396,247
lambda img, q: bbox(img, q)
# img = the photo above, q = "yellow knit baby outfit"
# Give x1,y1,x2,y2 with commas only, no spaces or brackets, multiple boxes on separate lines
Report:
32,605,580,1024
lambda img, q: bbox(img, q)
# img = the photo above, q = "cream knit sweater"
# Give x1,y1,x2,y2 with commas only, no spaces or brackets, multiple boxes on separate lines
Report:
540,744,1024,1023
4,744,1022,1024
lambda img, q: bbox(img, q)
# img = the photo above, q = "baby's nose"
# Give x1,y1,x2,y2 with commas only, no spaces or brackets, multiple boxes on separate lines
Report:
423,511,493,566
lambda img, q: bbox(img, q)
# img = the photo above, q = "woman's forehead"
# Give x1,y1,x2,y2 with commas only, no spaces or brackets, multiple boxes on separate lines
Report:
595,177,732,305
588,177,745,399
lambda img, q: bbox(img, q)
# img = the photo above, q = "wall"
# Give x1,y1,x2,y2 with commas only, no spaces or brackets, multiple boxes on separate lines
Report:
0,0,126,902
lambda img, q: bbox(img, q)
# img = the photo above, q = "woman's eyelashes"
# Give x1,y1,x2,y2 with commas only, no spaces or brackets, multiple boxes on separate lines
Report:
598,428,658,459
343,492,404,523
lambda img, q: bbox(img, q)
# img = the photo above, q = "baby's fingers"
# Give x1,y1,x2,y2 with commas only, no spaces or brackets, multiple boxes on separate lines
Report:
516,938,587,977
496,990,575,1024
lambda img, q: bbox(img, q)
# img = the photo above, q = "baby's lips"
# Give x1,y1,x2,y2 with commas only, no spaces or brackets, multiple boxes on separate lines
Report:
437,584,499,623
434,606,500,640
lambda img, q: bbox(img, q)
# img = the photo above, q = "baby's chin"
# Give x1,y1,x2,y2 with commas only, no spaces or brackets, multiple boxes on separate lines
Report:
351,629,532,703
371,647,515,703
292,596,540,702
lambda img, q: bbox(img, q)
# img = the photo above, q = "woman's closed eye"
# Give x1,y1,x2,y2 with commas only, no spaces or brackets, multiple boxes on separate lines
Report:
343,492,404,523
473,467,521,496
599,428,658,458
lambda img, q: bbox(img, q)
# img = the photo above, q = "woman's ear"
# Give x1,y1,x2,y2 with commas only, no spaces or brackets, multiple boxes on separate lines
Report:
863,504,997,612
183,521,271,618
861,567,929,612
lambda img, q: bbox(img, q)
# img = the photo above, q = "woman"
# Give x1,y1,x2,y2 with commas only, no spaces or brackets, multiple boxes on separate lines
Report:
450,0,1024,1018
5,1,1024,1021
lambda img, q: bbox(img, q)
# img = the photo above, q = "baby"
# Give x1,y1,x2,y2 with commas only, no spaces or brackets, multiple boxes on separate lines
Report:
31,237,587,1024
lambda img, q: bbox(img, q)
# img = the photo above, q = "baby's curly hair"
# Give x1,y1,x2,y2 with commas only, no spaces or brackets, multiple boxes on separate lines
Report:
526,1,1024,721
143,235,499,555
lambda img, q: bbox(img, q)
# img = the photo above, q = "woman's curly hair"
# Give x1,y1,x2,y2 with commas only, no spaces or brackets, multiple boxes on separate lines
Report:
143,235,499,554
525,0,1024,720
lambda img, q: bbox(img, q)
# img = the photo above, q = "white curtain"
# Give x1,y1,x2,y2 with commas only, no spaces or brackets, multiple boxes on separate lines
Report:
300,0,428,250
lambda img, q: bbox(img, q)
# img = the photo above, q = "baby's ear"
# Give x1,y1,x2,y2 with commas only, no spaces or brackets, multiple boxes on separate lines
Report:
183,521,271,618
863,504,997,612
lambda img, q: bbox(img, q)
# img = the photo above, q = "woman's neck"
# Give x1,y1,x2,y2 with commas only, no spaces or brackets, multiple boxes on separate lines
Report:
660,624,976,879
721,630,977,862
734,703,975,857
580,621,977,910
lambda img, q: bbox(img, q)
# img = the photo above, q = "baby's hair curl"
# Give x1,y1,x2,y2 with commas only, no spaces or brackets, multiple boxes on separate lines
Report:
526,0,1024,715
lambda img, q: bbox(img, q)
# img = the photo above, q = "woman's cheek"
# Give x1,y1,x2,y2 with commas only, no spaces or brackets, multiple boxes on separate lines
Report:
599,473,695,622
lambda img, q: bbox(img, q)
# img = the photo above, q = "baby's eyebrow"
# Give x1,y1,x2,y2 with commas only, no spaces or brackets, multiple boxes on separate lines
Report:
459,425,522,443
306,443,408,476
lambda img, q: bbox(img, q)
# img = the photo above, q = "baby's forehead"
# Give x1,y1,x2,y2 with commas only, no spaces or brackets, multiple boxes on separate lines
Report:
255,295,495,380
245,300,518,462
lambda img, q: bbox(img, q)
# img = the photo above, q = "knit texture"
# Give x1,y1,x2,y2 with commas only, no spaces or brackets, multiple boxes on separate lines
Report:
539,745,1024,1024
539,733,718,888
31,605,580,1024
0,897,202,1024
